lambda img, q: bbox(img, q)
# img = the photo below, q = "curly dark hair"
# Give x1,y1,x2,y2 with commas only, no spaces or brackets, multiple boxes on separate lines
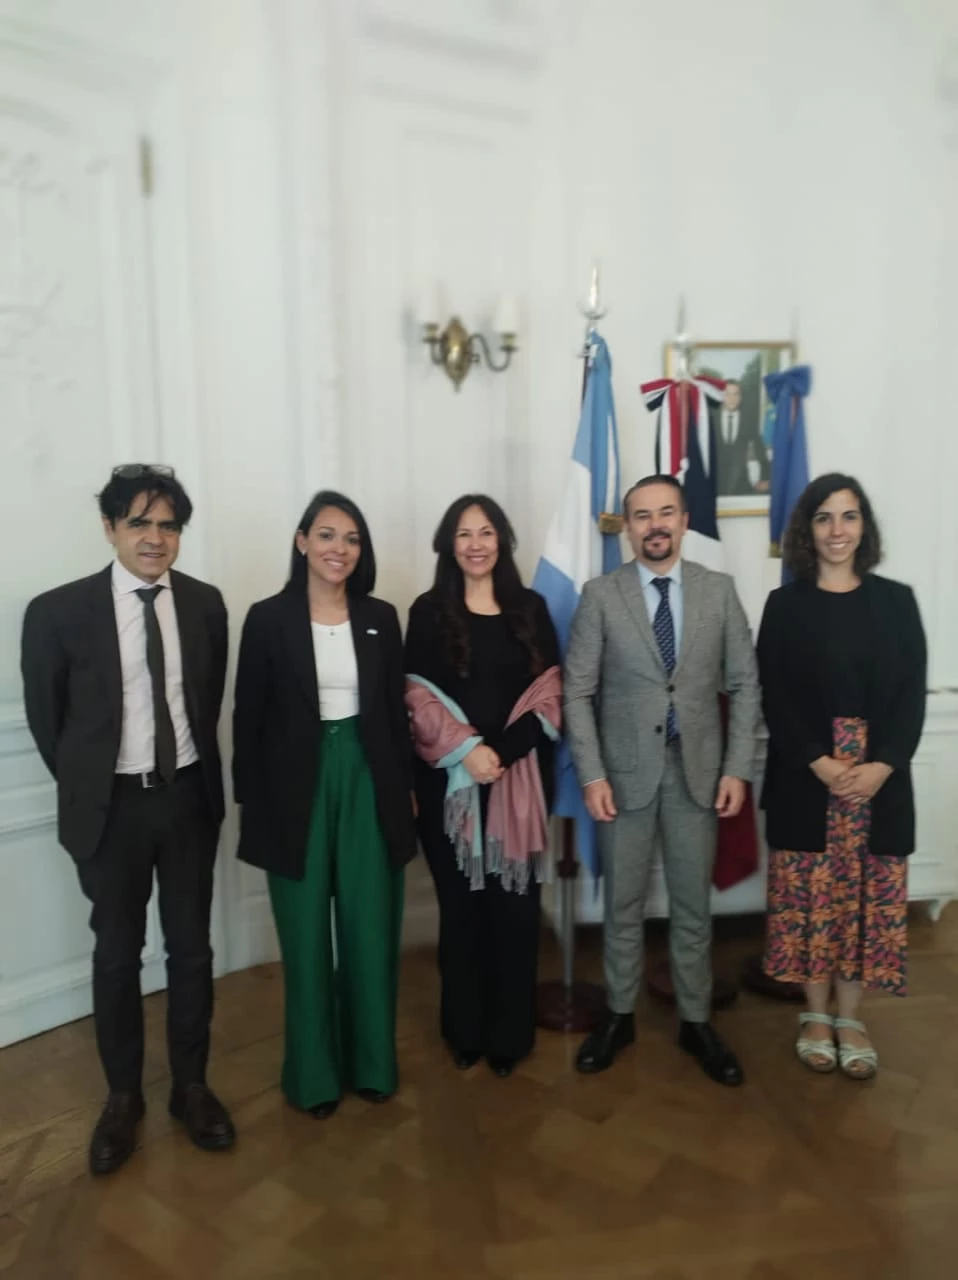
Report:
782,472,882,582
429,494,543,678
97,465,193,529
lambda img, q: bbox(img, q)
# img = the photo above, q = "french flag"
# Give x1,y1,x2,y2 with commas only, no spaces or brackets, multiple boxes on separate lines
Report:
532,332,622,878
642,374,725,570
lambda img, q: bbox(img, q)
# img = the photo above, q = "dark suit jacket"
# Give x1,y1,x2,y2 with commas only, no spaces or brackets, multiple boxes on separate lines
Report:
712,405,770,497
757,574,926,857
233,589,417,878
21,565,228,862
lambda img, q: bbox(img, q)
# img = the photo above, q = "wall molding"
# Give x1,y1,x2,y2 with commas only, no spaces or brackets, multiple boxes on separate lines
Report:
0,810,55,839
360,14,541,73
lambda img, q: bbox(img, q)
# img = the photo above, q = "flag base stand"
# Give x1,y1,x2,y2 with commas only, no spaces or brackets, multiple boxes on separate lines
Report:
740,953,804,1002
645,959,739,1011
537,818,604,1034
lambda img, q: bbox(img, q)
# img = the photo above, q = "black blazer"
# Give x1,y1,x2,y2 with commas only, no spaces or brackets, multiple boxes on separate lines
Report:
232,589,416,878
21,565,228,862
710,402,770,497
757,574,926,857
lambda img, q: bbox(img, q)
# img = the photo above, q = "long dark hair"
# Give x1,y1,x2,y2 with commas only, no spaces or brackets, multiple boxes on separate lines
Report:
285,490,377,596
783,472,882,582
430,494,543,678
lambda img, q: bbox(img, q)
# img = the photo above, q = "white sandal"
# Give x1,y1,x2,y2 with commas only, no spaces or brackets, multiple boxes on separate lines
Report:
796,1013,837,1073
834,1017,878,1080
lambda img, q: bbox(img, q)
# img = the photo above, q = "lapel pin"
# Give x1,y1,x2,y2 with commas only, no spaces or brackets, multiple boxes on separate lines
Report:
366,628,378,635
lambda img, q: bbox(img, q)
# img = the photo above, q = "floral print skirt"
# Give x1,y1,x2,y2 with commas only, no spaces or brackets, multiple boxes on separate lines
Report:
763,716,908,995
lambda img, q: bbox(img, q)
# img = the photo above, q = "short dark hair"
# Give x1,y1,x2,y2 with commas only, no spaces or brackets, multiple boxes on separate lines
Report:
623,474,688,518
783,472,882,581
286,490,376,597
97,465,193,529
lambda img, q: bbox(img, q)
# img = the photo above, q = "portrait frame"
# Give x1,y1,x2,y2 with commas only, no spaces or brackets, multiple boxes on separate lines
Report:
663,339,797,517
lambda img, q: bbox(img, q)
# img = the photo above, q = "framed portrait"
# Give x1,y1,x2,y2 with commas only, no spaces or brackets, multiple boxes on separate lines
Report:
663,340,796,517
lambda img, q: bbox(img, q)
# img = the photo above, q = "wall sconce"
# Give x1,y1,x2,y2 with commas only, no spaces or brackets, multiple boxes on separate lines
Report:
420,293,519,390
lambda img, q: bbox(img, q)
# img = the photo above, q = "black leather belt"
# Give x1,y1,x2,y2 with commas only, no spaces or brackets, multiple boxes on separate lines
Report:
114,761,202,791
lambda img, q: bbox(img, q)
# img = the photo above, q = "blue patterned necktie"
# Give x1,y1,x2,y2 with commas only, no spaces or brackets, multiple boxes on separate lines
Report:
651,577,678,742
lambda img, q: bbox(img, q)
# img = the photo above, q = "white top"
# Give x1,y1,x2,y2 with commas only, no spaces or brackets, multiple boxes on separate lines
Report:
111,560,199,775
312,620,359,720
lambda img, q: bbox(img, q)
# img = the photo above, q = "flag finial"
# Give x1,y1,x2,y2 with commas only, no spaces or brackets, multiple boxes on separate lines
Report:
673,296,693,381
579,262,607,365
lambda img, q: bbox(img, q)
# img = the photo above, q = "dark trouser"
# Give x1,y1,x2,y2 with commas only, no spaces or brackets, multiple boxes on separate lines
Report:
417,780,540,1061
75,765,218,1095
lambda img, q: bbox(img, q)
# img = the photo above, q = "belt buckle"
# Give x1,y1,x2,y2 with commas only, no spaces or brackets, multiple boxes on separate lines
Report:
140,771,158,790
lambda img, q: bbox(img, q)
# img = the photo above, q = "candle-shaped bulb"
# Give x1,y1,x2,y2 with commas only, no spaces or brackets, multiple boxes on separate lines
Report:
494,293,519,336
589,265,599,313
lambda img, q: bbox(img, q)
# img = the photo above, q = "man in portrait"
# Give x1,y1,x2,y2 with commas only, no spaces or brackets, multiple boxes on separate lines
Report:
714,379,770,498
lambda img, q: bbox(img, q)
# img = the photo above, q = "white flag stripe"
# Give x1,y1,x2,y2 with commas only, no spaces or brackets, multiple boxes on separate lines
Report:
540,458,602,591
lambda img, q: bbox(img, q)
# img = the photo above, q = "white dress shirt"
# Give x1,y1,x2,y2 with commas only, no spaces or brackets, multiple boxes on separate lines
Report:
312,621,360,720
112,560,199,774
637,557,684,655
721,410,740,444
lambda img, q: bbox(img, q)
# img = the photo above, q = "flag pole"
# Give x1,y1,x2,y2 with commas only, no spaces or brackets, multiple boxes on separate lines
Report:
536,265,607,1034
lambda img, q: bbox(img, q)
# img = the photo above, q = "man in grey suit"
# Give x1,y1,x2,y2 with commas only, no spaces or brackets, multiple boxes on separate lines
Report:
564,474,760,1085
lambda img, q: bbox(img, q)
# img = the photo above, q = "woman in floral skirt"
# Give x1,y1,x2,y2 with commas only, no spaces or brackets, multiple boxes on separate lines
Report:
757,473,926,1079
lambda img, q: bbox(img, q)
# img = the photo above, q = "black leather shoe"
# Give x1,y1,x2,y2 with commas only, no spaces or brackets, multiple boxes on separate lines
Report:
169,1083,236,1150
308,1100,339,1119
575,1010,635,1074
487,1056,516,1078
356,1088,393,1104
89,1092,146,1175
451,1048,481,1070
678,1021,744,1086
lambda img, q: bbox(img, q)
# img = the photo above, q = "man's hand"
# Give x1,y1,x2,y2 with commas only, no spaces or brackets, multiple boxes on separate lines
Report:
715,775,746,818
584,779,618,822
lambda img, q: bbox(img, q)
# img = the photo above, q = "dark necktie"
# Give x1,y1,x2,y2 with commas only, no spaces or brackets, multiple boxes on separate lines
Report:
651,577,678,742
135,586,177,782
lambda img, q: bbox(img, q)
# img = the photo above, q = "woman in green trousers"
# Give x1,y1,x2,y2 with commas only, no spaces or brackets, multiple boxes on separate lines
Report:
233,491,417,1116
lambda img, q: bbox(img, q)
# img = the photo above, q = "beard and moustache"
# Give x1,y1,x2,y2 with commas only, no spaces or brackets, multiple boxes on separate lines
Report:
643,528,673,561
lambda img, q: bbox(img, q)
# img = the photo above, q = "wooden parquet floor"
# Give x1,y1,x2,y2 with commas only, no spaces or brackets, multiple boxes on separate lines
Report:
2,903,958,1280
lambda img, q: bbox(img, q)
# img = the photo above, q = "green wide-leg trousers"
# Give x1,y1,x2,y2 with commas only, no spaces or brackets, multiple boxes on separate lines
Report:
268,718,404,1108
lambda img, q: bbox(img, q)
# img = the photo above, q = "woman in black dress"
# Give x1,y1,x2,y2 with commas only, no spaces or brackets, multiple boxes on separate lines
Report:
758,474,926,1079
404,495,560,1077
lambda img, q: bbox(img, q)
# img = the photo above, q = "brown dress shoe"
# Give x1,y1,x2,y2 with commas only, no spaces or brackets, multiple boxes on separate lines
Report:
89,1092,146,1175
169,1083,236,1151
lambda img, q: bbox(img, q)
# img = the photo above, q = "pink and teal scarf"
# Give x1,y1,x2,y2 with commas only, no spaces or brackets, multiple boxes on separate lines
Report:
405,666,562,894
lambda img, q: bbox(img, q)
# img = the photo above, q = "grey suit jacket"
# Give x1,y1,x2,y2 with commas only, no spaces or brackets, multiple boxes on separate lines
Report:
563,559,760,811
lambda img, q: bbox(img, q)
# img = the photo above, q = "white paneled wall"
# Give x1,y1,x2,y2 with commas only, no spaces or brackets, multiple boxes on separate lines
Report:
1,0,956,1046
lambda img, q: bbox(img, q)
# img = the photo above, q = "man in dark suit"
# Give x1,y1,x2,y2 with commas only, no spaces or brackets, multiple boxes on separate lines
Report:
715,380,770,497
21,464,235,1174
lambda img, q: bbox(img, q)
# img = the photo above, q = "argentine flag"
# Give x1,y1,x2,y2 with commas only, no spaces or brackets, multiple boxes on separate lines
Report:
532,333,622,879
